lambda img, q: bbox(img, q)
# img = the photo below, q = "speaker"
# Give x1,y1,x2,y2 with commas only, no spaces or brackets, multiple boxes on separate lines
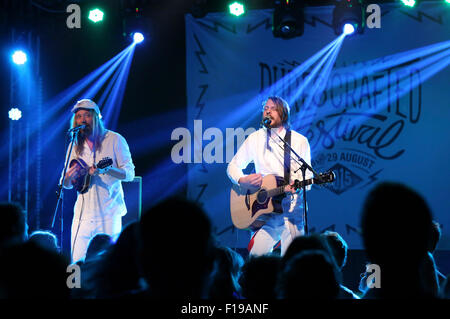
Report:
121,176,142,228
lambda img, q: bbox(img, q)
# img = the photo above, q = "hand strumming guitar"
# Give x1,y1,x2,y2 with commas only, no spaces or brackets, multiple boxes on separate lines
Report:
64,164,81,187
66,164,80,179
238,173,263,192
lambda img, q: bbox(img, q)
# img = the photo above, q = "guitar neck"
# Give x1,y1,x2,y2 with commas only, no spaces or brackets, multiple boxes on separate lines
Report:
266,178,314,198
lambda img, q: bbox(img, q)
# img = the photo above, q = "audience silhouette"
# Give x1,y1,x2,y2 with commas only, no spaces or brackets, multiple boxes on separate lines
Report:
239,255,281,299
93,222,144,298
0,202,28,251
360,182,436,299
0,180,447,300
207,246,245,299
276,249,340,299
29,230,59,253
281,233,332,268
323,231,360,299
139,197,215,298
0,241,70,298
85,233,113,262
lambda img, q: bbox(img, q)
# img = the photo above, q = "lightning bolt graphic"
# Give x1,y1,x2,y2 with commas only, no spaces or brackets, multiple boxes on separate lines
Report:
193,34,208,74
360,169,383,189
246,18,271,34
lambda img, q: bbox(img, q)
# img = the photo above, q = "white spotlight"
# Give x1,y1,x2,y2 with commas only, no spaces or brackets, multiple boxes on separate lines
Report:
8,108,22,120
12,50,27,65
133,32,144,44
343,23,355,35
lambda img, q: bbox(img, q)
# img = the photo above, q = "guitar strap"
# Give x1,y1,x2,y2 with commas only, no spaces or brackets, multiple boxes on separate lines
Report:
283,129,291,185
93,137,96,166
271,129,291,212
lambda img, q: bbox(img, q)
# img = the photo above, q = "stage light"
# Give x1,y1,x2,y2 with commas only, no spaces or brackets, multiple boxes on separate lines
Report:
446,0,450,4
133,32,144,44
400,0,416,7
12,50,27,65
8,108,22,121
332,0,364,36
343,23,355,35
229,2,245,16
122,1,148,43
88,8,104,23
273,0,305,39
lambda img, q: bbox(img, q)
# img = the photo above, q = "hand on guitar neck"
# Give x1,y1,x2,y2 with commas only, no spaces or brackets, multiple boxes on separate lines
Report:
284,183,300,194
88,164,111,176
238,173,298,194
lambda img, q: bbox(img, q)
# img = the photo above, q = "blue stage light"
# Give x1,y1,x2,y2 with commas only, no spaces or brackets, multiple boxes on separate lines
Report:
343,23,355,35
8,108,22,120
332,0,363,36
133,32,144,44
12,50,27,65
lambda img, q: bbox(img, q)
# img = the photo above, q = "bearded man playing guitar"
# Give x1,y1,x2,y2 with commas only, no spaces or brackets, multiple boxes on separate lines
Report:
62,99,135,263
227,96,313,257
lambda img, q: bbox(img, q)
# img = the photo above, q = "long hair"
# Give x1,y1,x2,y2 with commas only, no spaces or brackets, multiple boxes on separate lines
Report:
70,109,107,156
262,96,291,129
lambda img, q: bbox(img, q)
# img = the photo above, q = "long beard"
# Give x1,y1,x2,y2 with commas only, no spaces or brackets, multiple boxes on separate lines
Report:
79,125,93,138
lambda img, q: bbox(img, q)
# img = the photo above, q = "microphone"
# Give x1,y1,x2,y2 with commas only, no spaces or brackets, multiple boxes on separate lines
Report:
68,124,86,132
262,117,272,128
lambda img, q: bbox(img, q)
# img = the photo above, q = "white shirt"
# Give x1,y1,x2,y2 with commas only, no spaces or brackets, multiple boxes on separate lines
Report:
227,127,313,214
62,130,135,220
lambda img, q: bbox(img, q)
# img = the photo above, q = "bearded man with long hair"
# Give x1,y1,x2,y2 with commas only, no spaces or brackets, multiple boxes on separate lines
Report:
62,99,135,263
227,96,313,256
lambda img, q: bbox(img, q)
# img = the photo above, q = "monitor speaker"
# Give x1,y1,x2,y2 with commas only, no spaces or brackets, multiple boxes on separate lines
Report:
121,176,142,228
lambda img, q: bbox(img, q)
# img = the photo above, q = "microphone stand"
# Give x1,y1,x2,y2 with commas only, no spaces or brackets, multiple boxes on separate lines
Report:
264,121,320,235
52,127,80,254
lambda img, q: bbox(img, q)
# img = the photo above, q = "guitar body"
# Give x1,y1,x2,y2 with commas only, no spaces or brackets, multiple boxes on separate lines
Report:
230,175,285,230
69,157,113,194
69,158,91,194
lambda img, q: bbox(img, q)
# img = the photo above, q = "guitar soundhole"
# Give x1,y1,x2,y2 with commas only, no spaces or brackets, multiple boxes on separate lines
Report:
256,189,268,204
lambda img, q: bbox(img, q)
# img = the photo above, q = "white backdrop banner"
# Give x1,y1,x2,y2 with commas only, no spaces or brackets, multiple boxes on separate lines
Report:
182,3,450,249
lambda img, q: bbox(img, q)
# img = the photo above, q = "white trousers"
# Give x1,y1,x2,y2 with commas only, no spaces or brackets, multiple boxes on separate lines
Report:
71,215,122,263
249,215,304,257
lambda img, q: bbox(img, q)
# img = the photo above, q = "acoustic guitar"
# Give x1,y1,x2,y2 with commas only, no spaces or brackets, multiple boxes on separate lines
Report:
230,171,335,230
